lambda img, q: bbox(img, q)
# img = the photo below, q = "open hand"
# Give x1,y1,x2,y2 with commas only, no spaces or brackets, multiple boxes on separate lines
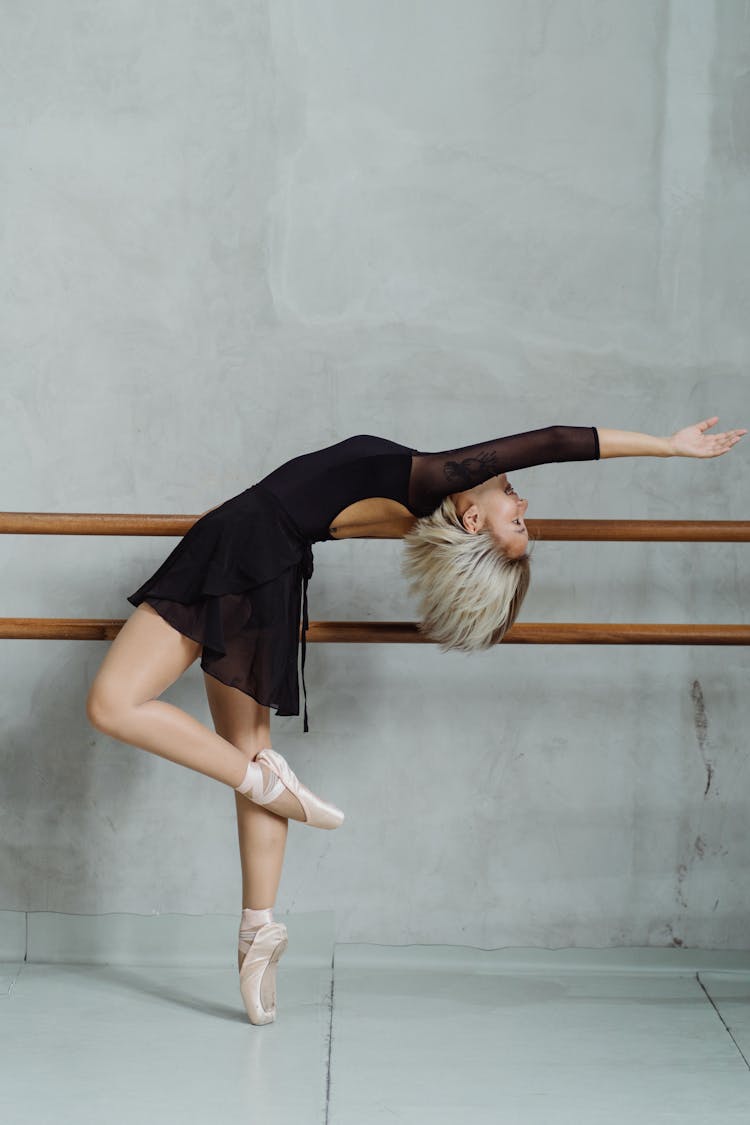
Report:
669,417,747,458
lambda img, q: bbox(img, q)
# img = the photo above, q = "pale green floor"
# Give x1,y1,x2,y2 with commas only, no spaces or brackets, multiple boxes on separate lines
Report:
1,912,749,1124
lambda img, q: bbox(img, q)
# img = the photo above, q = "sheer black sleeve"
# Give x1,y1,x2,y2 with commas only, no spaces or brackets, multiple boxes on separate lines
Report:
407,425,600,516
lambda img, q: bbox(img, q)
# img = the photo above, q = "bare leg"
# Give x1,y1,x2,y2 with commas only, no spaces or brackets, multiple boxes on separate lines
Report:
203,672,290,970
86,603,305,821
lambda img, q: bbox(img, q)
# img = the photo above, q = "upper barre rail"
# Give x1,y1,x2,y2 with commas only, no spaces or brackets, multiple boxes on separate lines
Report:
0,512,749,541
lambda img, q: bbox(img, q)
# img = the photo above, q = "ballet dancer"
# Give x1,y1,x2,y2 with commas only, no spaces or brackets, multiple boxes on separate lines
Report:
85,416,745,1024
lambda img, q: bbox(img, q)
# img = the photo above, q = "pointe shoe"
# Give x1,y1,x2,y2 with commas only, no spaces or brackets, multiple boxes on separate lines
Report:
256,748,345,830
239,921,288,1025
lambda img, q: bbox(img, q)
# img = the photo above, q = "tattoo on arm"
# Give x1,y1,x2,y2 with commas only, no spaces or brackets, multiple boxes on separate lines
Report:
442,449,499,489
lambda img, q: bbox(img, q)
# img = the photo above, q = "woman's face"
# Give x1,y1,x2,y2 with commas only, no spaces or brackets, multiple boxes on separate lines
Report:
454,473,529,557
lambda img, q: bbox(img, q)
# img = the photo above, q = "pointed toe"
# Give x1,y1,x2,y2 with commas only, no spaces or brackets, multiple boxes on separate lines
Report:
256,748,345,830
239,921,288,1025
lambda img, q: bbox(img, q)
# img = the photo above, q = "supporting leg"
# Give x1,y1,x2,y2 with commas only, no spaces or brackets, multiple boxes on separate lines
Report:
203,670,290,969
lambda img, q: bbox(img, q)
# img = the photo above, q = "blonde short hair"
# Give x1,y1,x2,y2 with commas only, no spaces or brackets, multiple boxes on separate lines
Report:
400,493,534,652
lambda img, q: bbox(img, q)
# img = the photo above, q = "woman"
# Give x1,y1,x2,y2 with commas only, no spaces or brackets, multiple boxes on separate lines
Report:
85,415,745,1024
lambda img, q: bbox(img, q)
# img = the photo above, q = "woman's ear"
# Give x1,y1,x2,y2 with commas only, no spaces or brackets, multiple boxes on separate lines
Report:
460,503,482,534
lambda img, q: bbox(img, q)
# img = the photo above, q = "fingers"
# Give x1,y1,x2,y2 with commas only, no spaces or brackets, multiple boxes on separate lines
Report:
704,423,746,443
711,431,745,456
697,419,747,438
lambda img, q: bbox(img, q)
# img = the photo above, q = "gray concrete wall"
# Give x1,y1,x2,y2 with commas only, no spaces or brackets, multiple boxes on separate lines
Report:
1,0,748,948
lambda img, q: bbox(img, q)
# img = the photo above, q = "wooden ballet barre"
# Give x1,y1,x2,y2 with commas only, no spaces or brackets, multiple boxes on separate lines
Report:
1,511,747,646
0,512,749,542
1,620,748,645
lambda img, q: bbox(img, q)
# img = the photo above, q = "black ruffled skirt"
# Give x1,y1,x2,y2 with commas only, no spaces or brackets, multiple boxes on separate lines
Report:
126,483,314,731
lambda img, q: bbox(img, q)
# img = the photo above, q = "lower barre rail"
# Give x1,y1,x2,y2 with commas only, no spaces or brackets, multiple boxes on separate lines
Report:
0,619,748,644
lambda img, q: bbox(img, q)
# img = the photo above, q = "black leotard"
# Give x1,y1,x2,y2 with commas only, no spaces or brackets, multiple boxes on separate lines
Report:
128,426,600,732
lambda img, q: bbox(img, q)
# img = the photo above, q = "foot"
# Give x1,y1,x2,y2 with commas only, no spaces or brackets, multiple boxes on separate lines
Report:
235,748,344,830
257,762,306,822
238,921,288,1023
256,747,345,830
238,931,281,1015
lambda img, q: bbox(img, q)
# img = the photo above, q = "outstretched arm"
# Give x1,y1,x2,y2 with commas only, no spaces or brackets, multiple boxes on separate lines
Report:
599,417,746,459
408,424,600,515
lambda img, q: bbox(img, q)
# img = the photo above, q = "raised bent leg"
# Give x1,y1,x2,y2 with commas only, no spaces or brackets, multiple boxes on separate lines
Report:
86,602,253,788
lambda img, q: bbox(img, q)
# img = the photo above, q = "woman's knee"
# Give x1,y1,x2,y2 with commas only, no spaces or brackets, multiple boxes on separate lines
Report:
85,677,129,736
85,663,142,735
85,606,201,733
